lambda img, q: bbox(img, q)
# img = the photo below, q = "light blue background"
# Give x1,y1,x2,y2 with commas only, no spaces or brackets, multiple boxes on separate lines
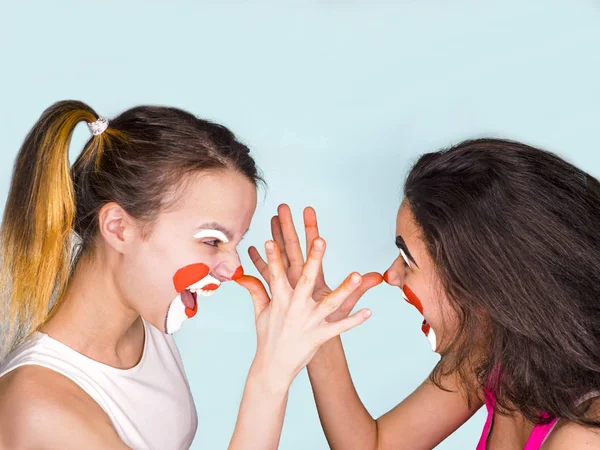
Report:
2,1,600,448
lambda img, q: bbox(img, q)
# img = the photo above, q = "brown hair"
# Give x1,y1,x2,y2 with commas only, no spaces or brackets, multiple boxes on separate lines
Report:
0,100,262,356
405,138,600,427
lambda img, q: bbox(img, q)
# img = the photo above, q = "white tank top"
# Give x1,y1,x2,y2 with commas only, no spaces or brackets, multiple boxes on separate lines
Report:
0,319,198,450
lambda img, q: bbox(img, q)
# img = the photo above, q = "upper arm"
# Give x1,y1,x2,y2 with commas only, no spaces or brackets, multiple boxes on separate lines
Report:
376,372,483,450
0,365,130,450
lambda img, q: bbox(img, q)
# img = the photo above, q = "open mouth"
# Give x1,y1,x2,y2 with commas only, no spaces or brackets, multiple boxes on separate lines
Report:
183,275,221,317
180,279,220,319
402,286,433,344
180,289,198,318
167,264,224,334
402,287,437,351
187,275,221,296
421,319,431,336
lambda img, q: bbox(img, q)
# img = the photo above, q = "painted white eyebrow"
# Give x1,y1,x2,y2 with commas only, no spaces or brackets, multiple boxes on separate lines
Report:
193,229,230,243
400,248,412,268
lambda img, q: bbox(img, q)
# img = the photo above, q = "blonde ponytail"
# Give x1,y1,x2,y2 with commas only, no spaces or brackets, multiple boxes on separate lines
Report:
0,101,103,356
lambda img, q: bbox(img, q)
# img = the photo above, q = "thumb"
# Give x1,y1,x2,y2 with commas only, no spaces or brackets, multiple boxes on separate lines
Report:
329,272,383,321
361,272,385,292
348,271,384,302
236,275,271,319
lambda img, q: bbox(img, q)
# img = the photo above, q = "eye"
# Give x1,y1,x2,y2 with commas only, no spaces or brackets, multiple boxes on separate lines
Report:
400,249,411,268
204,239,222,248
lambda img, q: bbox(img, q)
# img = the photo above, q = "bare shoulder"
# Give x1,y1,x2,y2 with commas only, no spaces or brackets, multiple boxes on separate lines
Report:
543,422,600,449
0,365,129,449
544,400,600,449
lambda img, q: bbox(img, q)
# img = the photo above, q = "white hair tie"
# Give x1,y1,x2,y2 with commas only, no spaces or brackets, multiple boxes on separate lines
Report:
87,117,109,136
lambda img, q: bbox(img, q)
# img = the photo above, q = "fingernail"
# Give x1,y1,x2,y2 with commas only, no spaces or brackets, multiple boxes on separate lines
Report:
266,241,275,253
363,310,372,318
314,239,324,250
350,274,362,285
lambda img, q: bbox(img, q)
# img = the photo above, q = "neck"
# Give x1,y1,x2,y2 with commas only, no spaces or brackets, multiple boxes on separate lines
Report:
41,248,144,369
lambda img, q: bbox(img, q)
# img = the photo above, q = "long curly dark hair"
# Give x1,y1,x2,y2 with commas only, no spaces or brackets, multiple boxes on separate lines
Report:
405,138,600,426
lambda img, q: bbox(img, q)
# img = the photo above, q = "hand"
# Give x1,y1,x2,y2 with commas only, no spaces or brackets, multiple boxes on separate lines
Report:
236,238,372,388
248,204,383,322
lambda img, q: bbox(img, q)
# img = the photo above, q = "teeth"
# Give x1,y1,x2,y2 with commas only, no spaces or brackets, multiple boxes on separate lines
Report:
191,289,217,297
187,275,221,292
402,291,409,302
186,286,218,297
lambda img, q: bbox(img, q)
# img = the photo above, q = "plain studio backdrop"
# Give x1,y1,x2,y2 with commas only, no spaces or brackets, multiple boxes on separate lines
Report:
1,1,599,448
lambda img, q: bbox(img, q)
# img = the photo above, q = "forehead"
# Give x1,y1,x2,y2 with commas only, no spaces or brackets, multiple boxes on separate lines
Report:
396,200,420,239
396,200,430,257
161,170,257,236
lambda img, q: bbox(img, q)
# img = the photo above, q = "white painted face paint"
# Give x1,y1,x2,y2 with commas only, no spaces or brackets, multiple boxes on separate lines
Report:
164,273,222,334
400,248,411,268
187,274,221,295
165,293,189,334
402,290,410,302
193,229,229,243
428,328,437,352
402,288,436,352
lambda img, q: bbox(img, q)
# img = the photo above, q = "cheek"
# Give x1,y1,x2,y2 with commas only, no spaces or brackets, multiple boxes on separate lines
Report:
121,247,213,307
118,251,174,317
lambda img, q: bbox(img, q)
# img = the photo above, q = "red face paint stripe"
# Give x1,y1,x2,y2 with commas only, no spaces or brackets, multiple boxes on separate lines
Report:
232,266,244,281
173,263,211,293
203,284,220,291
402,285,424,315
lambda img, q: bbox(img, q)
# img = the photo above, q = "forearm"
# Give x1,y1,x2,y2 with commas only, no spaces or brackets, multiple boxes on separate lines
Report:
228,364,290,450
307,336,379,450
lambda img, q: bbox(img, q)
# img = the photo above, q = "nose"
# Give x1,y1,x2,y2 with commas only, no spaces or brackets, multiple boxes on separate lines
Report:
384,256,405,287
211,249,243,282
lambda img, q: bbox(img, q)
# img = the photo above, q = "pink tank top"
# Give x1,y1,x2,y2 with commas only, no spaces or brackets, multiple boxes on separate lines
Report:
476,390,558,449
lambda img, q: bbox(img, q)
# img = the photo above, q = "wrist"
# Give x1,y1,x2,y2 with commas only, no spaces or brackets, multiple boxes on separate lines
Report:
248,358,293,396
307,335,341,370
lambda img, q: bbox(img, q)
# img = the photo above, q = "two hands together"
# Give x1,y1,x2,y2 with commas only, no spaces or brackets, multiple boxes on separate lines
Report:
235,204,384,390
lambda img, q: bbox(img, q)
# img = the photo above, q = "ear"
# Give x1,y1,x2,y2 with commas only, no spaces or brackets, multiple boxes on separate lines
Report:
98,202,139,254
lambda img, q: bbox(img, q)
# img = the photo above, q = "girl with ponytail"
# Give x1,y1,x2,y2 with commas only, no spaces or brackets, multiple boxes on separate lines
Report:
0,101,377,449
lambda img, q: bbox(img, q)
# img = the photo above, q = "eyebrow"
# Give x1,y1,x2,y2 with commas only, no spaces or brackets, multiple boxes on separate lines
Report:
395,235,419,268
196,222,250,241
